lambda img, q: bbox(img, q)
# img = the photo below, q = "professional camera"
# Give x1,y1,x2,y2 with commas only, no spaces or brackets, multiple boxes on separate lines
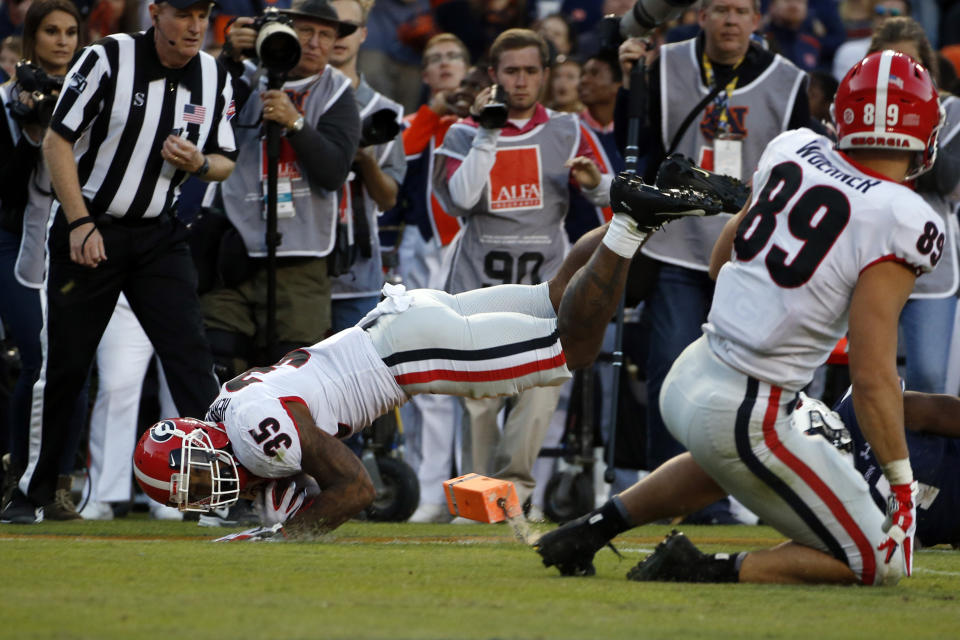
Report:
359,108,401,147
9,61,64,127
476,84,508,130
598,0,698,54
244,8,301,74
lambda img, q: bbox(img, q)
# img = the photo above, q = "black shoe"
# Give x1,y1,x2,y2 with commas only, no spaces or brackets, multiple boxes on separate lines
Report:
655,154,750,214
535,513,618,577
197,499,260,527
1,489,40,524
626,529,709,582
609,172,723,232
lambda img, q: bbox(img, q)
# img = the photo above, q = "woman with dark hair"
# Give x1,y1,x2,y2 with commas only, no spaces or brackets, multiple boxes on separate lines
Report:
537,12,577,58
0,0,84,520
867,17,960,395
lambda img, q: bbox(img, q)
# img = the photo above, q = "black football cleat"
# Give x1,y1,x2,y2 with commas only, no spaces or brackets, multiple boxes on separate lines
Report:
0,489,40,524
626,530,717,583
609,172,723,233
655,154,750,214
535,513,620,577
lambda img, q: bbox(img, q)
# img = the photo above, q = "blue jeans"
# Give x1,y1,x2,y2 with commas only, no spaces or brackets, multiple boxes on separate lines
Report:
899,296,957,393
643,264,715,468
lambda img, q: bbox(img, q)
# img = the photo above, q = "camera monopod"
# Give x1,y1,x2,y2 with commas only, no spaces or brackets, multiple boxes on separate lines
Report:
603,52,648,486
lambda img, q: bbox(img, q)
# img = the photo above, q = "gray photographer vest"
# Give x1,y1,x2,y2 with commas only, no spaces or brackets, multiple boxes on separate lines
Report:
641,38,805,270
330,80,403,299
1,83,52,288
434,111,580,294
221,66,352,257
913,95,960,299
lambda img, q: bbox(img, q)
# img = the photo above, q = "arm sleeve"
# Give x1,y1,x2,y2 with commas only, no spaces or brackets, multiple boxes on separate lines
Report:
402,105,441,156
204,65,238,160
48,45,110,143
379,127,408,186
287,86,361,192
447,127,499,210
860,195,944,277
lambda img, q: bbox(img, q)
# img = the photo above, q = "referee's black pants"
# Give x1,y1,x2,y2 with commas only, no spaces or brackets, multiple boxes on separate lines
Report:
20,210,220,506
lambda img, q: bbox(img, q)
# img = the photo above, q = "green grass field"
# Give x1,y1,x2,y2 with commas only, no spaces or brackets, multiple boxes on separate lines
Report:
2,518,959,640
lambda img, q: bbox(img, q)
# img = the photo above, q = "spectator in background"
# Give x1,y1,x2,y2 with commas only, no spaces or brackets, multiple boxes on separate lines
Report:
432,29,612,518
358,0,431,115
536,12,576,58
0,0,31,41
0,0,83,520
375,35,473,517
617,0,809,524
760,0,846,65
565,51,623,244
0,34,20,80
833,0,910,80
764,0,823,71
805,69,837,132
433,0,535,64
868,17,960,395
327,0,406,331
545,54,582,113
86,0,139,41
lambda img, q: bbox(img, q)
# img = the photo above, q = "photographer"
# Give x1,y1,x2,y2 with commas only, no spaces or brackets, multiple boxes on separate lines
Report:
202,0,361,387
0,0,87,520
327,0,405,333
430,29,612,520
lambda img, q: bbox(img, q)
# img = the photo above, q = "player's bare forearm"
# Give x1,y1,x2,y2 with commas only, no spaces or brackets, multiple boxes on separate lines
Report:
285,403,375,538
848,261,915,465
557,242,631,370
708,203,748,280
548,224,608,312
284,474,374,538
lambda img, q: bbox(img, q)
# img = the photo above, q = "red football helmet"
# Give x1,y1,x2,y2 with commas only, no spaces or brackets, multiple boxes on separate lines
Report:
832,49,944,179
133,418,248,512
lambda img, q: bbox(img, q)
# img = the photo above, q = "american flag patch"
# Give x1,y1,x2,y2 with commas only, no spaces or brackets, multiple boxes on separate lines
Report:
183,103,207,124
226,99,236,121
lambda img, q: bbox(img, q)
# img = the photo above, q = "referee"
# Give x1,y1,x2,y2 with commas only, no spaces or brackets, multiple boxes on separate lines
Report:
1,0,237,523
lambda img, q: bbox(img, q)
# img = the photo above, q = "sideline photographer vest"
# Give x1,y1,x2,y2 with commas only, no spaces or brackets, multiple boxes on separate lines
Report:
433,109,580,294
330,79,404,299
221,66,352,257
641,38,805,271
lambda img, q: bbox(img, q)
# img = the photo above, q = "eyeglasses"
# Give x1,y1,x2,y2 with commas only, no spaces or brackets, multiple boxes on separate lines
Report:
874,6,904,17
424,51,465,66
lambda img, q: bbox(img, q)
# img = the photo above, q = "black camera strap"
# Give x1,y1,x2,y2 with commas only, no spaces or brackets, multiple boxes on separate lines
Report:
665,81,726,156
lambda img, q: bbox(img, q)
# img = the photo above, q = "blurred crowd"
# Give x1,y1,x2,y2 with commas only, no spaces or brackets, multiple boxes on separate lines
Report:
0,0,958,526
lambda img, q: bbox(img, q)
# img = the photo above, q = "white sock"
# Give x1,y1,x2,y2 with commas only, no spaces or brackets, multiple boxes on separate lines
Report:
602,214,649,258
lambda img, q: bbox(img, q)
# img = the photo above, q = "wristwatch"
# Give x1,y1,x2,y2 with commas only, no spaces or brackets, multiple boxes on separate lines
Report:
193,155,210,177
286,116,305,136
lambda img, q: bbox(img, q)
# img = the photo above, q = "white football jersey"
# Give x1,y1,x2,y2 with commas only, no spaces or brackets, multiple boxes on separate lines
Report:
705,129,943,391
205,327,406,478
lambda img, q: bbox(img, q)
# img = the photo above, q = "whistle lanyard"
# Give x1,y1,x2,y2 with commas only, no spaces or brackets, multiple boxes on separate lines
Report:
702,53,743,134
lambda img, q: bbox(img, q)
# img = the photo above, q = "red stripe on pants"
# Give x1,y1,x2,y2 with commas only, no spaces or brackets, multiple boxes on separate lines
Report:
394,352,566,386
761,386,877,585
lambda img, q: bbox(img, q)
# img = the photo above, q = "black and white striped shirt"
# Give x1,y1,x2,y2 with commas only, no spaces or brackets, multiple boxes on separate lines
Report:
50,28,237,220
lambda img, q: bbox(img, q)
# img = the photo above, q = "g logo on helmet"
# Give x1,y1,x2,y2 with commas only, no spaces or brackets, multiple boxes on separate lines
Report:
843,108,855,125
149,420,179,443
